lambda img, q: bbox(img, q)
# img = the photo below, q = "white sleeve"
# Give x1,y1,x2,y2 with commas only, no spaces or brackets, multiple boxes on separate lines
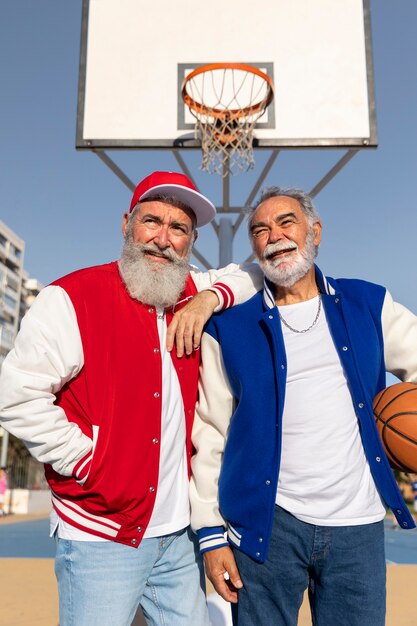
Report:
382,290,417,382
190,262,263,310
0,285,93,477
190,332,235,531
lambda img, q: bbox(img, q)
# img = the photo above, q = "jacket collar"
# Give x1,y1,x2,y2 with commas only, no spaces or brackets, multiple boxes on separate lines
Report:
262,265,337,310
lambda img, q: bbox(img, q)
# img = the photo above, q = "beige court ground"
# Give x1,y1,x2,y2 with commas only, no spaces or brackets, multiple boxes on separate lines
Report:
1,516,416,626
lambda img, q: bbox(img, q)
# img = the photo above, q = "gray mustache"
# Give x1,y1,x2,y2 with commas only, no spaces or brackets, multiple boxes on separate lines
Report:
140,244,179,262
263,242,298,260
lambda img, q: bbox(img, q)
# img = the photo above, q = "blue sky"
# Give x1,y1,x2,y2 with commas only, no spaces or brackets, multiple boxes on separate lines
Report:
1,0,417,320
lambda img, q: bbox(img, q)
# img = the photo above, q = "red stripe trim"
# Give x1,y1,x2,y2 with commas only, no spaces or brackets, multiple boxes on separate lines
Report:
52,503,119,540
73,451,92,481
213,282,234,309
52,494,121,533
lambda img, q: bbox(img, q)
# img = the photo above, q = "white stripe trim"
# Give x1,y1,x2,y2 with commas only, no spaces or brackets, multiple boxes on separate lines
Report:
200,538,229,550
52,494,121,528
75,452,92,477
263,279,275,309
227,528,241,547
209,287,225,312
212,284,232,309
199,533,225,545
321,275,334,295
52,493,121,536
228,523,242,540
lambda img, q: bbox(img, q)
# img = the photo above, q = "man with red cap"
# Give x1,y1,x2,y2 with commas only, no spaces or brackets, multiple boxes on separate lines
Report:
0,171,261,626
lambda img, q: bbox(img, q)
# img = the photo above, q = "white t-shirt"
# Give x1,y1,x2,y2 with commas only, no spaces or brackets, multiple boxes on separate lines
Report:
275,296,386,526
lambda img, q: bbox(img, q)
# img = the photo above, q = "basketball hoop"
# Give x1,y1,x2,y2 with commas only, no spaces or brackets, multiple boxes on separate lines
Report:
181,63,274,176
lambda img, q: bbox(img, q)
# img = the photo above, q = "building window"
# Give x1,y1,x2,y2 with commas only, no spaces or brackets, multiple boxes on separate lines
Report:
0,322,14,350
3,293,17,310
6,276,19,292
11,245,22,259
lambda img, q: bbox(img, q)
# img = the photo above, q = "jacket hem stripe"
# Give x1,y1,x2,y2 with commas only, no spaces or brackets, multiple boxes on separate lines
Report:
227,528,242,546
52,493,121,537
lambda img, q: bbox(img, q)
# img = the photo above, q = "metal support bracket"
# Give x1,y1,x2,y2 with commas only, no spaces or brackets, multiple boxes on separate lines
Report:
93,147,360,268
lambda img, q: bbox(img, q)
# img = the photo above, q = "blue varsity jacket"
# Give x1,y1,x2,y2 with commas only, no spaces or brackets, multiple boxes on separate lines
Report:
191,266,417,563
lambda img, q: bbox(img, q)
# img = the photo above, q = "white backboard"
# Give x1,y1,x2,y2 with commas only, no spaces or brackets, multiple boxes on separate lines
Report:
76,0,377,149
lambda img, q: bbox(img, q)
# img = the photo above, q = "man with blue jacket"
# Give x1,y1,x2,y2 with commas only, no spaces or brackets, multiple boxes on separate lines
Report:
190,186,417,626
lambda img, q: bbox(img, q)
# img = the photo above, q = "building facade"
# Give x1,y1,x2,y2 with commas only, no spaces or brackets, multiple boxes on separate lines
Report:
0,221,44,492
0,221,25,367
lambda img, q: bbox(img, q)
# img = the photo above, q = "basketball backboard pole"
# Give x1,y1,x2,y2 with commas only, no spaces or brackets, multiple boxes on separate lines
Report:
172,151,219,238
218,163,233,266
242,148,359,263
91,147,228,269
215,149,281,265
93,149,136,192
91,145,359,268
218,218,234,267
90,147,281,267
309,149,359,198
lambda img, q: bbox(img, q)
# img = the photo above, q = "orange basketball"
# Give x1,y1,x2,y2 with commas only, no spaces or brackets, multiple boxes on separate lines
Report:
373,381,417,472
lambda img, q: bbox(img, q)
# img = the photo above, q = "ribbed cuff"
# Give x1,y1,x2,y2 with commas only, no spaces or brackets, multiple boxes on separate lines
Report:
209,283,235,311
197,526,229,553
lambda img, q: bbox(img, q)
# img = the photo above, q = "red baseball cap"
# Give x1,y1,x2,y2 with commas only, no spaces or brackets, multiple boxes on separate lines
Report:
129,171,216,227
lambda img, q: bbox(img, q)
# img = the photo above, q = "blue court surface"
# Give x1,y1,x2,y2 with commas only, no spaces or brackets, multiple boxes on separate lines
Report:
384,519,417,564
0,517,416,563
0,517,55,558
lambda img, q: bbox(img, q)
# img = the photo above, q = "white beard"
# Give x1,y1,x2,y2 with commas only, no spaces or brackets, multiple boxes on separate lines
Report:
118,236,191,309
259,228,318,288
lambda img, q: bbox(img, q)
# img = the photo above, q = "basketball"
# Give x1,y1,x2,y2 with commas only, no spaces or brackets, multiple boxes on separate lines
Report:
373,381,417,472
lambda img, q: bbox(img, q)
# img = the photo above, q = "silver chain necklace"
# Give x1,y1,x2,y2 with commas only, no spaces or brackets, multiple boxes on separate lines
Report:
278,294,322,334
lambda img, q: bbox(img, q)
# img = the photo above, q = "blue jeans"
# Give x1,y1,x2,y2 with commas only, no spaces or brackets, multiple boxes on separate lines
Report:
231,506,386,626
55,527,210,626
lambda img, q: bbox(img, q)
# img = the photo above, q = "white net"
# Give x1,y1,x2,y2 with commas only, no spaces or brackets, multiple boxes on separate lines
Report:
182,65,273,176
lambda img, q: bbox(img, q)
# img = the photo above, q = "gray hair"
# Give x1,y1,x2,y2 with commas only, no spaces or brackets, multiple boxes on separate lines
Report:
247,186,320,234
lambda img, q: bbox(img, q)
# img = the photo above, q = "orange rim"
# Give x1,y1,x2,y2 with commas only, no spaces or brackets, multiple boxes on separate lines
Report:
181,63,274,119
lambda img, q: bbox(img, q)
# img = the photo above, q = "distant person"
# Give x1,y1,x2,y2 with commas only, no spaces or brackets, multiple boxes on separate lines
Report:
0,467,8,516
190,186,417,626
0,171,262,626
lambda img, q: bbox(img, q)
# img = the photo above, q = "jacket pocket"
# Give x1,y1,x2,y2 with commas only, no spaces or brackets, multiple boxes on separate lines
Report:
73,425,99,485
